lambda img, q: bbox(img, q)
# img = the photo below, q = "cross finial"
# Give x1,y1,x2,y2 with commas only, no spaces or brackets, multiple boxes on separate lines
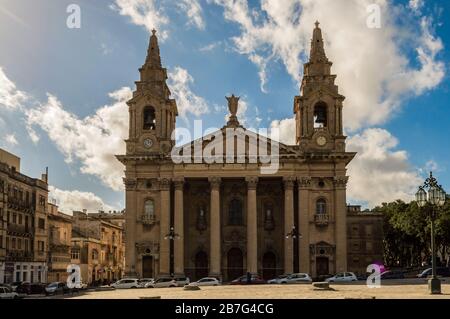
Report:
315,21,320,28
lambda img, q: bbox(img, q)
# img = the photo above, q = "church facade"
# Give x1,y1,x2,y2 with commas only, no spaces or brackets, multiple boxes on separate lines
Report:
117,23,356,281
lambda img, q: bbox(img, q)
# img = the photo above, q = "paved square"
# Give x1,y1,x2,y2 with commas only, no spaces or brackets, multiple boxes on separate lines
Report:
64,279,450,299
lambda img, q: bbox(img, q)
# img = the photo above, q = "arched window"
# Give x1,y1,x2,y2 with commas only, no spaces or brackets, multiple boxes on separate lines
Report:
314,102,327,128
228,198,243,225
316,198,327,214
92,249,99,260
144,199,155,219
143,106,156,130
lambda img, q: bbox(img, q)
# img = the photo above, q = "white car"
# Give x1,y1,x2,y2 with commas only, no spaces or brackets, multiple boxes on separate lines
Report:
111,278,140,289
267,275,290,284
187,277,220,287
147,277,178,288
282,273,312,284
0,286,19,299
138,278,154,288
325,272,357,283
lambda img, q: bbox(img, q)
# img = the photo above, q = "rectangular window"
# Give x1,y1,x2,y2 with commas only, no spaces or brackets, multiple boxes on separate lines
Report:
39,195,46,207
71,249,80,260
38,218,45,230
12,213,17,224
12,238,16,249
19,214,22,225
6,237,9,249
0,235,3,248
25,239,28,252
18,238,22,250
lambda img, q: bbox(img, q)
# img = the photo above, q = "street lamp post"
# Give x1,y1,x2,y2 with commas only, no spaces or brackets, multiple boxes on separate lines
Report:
164,226,180,277
415,172,447,295
285,226,302,273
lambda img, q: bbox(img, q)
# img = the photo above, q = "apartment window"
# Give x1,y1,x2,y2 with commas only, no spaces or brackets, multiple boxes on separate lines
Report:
39,195,46,207
71,248,80,260
6,237,9,249
38,218,45,230
7,212,10,223
18,239,22,250
13,213,17,224
26,191,29,204
25,239,28,252
0,235,3,248
19,214,22,225
12,238,16,249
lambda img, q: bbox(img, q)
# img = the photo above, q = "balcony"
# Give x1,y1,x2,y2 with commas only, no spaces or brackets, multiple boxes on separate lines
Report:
141,214,156,226
314,214,329,226
7,223,32,236
7,198,34,213
6,250,33,262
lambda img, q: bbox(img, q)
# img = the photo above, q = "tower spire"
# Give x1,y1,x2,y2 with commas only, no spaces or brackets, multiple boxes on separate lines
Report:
309,21,328,63
145,29,162,67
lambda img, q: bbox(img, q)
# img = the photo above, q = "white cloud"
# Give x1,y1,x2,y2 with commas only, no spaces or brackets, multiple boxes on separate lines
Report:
199,41,222,52
26,87,132,191
5,134,18,145
269,117,296,145
111,0,170,39
111,0,205,39
346,128,422,207
168,67,209,118
0,67,27,109
49,186,117,215
212,0,445,131
178,0,205,30
409,0,424,11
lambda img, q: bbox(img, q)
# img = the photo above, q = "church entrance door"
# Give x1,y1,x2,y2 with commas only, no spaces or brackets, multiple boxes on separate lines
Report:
142,256,153,278
227,248,243,282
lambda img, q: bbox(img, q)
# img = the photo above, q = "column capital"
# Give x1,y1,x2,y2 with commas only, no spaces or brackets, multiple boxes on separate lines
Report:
245,176,259,190
173,177,184,190
123,178,137,190
283,176,296,190
297,176,312,189
209,177,221,190
333,176,348,188
158,177,171,191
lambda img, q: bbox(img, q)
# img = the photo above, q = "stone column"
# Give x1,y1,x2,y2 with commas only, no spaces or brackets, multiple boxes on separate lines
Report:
334,176,348,273
298,177,311,274
159,178,171,276
209,177,221,278
246,177,258,274
174,178,184,275
283,177,295,275
124,178,137,277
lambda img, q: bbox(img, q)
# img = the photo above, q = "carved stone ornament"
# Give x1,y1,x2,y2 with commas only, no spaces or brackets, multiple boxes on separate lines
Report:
123,178,137,190
333,176,348,188
159,178,171,190
298,177,312,188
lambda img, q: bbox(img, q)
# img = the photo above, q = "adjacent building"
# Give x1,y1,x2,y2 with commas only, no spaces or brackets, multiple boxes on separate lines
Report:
347,205,384,276
0,148,49,284
47,202,72,283
71,211,125,285
117,23,357,281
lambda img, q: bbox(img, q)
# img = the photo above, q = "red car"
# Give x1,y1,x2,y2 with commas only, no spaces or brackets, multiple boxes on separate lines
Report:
230,275,266,285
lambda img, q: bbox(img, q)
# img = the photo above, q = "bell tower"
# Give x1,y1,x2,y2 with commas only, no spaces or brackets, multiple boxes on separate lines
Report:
126,29,178,155
294,22,346,152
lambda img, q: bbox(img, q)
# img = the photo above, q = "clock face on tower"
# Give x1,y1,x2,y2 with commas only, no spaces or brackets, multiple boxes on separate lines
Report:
143,138,154,149
316,136,327,146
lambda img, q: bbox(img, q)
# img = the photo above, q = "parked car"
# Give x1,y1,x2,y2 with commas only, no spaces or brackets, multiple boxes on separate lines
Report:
187,277,221,287
138,278,154,288
45,282,70,296
172,276,190,287
0,286,19,299
230,275,266,285
10,282,24,292
417,267,450,278
267,274,290,284
325,272,357,283
111,278,140,289
147,277,177,288
16,282,46,295
380,270,405,280
281,273,312,284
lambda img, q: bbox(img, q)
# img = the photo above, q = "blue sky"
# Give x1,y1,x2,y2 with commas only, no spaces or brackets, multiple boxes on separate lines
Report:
0,0,449,213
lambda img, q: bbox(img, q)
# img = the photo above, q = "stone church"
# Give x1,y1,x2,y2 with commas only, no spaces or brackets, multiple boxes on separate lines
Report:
117,22,356,281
